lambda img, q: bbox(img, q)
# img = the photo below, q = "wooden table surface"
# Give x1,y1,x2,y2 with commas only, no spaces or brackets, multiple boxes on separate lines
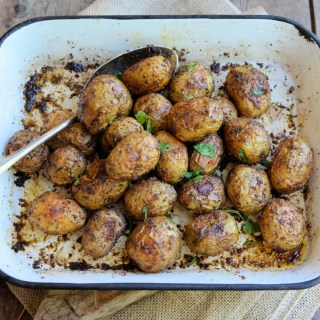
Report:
0,0,319,319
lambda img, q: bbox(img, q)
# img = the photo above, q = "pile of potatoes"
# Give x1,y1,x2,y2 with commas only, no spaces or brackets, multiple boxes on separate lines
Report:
7,54,313,273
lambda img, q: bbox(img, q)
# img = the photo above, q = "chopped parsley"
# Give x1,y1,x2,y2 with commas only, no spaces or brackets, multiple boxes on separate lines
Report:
143,206,148,221
239,149,249,162
164,213,172,219
114,71,122,79
187,65,196,73
184,169,202,180
253,89,264,95
222,209,245,221
187,257,197,267
109,116,117,125
159,142,169,151
135,111,152,133
194,143,216,158
260,159,271,167
242,219,260,235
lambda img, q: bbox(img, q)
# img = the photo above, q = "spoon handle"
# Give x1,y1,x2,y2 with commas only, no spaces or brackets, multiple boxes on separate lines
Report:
0,115,76,175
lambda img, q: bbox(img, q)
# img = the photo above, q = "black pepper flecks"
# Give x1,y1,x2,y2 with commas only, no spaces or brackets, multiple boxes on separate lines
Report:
65,62,87,73
23,74,41,112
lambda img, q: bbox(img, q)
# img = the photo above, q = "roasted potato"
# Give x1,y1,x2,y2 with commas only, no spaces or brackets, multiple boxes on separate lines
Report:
121,55,171,95
261,198,306,251
105,131,160,181
185,211,239,256
168,97,223,142
7,130,49,174
179,176,226,213
125,216,182,272
77,75,133,134
154,131,188,184
72,160,128,210
212,96,238,123
224,117,271,164
225,65,270,117
189,134,224,175
226,165,271,215
168,61,214,103
43,146,87,185
134,93,172,133
124,177,177,220
28,191,86,235
269,137,313,194
82,207,126,258
101,117,143,152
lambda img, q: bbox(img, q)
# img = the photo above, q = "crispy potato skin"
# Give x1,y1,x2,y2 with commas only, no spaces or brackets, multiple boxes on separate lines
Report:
185,211,239,256
101,117,143,152
212,96,238,123
168,97,223,142
43,146,87,185
105,131,160,181
121,56,171,95
28,191,86,235
226,165,271,215
225,65,270,117
72,160,128,210
224,117,271,164
261,199,306,251
124,177,177,220
77,75,132,134
134,93,172,133
7,130,49,174
125,216,182,273
155,131,188,184
269,137,313,194
82,208,126,258
168,62,214,103
179,176,226,213
189,134,224,175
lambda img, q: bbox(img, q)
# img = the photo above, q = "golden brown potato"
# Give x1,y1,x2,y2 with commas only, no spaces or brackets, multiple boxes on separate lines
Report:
124,177,177,220
189,134,224,175
225,65,270,117
261,198,306,251
212,96,238,123
82,207,126,258
77,75,132,134
168,61,214,103
269,137,313,194
185,211,239,256
105,131,160,181
43,146,87,185
28,191,86,235
121,55,171,95
224,117,271,164
226,165,271,215
168,97,223,142
7,130,49,174
125,216,182,272
134,93,172,133
101,117,143,152
72,160,128,210
179,176,226,213
154,131,188,184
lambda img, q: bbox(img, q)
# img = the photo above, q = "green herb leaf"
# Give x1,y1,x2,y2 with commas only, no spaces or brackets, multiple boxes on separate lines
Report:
190,175,203,182
222,209,245,221
187,257,197,267
239,149,249,162
253,89,264,95
135,111,152,133
143,206,148,221
74,169,86,186
74,178,80,186
146,118,152,133
164,213,172,219
114,71,122,79
184,169,202,180
187,65,196,73
109,116,117,125
194,143,216,158
242,219,260,235
260,159,271,167
159,142,169,151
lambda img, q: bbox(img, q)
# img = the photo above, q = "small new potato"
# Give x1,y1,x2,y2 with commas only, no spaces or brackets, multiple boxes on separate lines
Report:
179,176,226,213
155,131,188,184
78,75,133,134
82,208,126,258
101,117,143,152
121,55,171,95
168,97,223,142
125,216,182,273
185,211,239,256
7,130,49,174
269,136,313,194
124,177,177,220
261,198,306,251
189,134,224,175
226,165,271,215
168,61,214,103
212,96,238,123
43,146,87,185
225,65,270,117
28,191,86,235
134,93,172,133
224,117,271,164
72,160,128,210
105,131,160,181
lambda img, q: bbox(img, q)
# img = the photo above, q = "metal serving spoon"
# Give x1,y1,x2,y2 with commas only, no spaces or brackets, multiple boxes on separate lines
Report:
0,46,178,174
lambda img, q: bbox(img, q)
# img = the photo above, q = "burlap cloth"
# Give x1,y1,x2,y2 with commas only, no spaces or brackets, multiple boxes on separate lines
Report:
6,1,320,319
